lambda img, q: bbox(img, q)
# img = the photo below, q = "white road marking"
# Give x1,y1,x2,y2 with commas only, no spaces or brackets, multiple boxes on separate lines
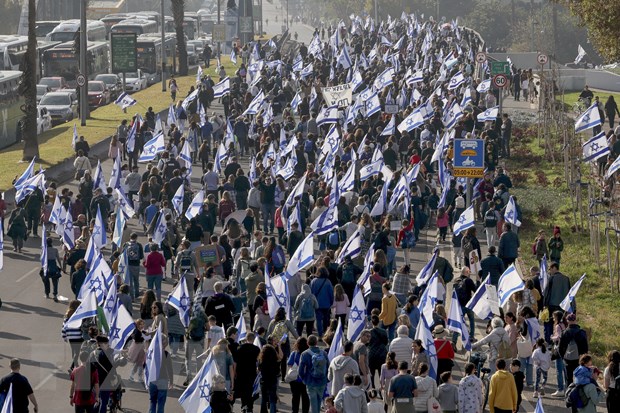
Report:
16,267,39,283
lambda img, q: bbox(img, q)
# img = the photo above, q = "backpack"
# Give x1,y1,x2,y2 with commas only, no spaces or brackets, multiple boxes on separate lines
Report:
369,276,383,302
304,139,314,153
341,265,357,285
328,231,339,247
497,332,512,359
310,350,328,380
179,251,193,272
298,295,315,320
188,313,206,341
564,337,580,361
271,246,286,268
126,242,140,262
493,191,505,209
455,195,465,209
454,277,470,306
272,321,288,343
401,230,415,249
565,383,588,408
484,209,498,228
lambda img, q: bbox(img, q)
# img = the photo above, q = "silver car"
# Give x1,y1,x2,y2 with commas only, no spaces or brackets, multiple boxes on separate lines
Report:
39,91,78,125
36,84,51,103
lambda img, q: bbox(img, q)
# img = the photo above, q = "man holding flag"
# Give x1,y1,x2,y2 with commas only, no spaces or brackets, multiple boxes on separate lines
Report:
0,359,39,413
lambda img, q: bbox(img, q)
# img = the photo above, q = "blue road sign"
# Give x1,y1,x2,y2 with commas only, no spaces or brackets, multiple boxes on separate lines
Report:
453,139,485,177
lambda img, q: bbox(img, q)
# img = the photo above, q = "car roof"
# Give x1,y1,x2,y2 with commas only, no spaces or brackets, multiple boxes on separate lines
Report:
45,91,73,96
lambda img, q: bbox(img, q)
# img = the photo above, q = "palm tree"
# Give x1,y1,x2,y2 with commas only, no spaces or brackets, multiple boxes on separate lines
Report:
18,0,38,160
171,0,188,76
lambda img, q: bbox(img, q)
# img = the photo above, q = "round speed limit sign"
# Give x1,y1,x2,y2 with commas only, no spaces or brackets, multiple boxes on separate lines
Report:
475,52,487,64
76,74,86,87
537,53,548,65
493,74,508,88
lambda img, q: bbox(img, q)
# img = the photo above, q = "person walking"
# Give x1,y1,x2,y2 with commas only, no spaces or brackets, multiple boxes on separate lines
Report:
328,341,360,396
287,336,310,413
258,342,281,413
458,362,484,413
388,361,418,413
7,203,27,252
143,244,166,301
69,352,99,413
559,313,589,385
299,335,329,413
334,373,368,413
235,332,260,413
0,358,39,413
488,358,518,413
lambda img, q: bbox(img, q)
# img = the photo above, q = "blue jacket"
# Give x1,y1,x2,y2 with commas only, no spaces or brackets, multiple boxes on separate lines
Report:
310,277,334,309
498,230,520,259
299,346,328,387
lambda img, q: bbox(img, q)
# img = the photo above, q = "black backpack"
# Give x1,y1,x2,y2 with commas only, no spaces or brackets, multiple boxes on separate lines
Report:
484,209,498,228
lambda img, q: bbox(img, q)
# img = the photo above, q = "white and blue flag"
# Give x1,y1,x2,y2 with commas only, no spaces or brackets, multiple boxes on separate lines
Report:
167,104,177,128
109,301,135,351
115,188,135,219
359,159,384,181
310,205,338,235
235,310,247,343
560,273,587,312
328,318,345,362
114,92,137,110
40,223,47,274
466,274,494,320
582,131,609,162
336,230,362,264
575,103,602,132
497,264,525,307
109,155,122,190
265,272,290,318
373,67,394,91
138,132,166,163
447,289,472,350
179,353,217,413
212,77,231,98
448,71,466,90
477,106,499,122
242,90,266,116
167,273,191,327
605,155,620,179
476,79,491,93
1,383,13,413
365,92,382,117
337,46,353,69
151,212,168,245
112,208,126,249
65,288,98,328
316,105,339,126
540,255,549,294
380,115,396,137
461,87,472,107
416,248,439,286
102,278,117,326
535,397,545,413
419,271,442,322
504,196,521,227
397,109,424,133
13,157,36,189
290,91,302,112
370,176,391,217
184,190,205,221
347,286,367,342
442,102,463,129
453,204,475,236
144,324,163,388
92,205,107,249
283,233,314,279
171,184,184,217
15,172,45,205
415,313,438,380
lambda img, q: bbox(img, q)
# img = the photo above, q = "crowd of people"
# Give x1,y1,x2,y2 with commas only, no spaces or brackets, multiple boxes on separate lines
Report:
1,8,619,413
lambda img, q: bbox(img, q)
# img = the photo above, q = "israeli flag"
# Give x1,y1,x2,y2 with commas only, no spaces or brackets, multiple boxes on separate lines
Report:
115,188,135,219
179,140,193,176
497,264,525,307
524,317,542,344
184,190,204,222
78,259,110,304
539,255,549,294
575,103,602,133
102,278,117,326
358,243,376,295
310,205,339,235
179,353,217,412
108,155,122,190
114,92,137,110
167,104,177,128
249,157,257,183
328,318,345,362
90,161,106,195
117,250,130,285
265,272,290,318
416,248,439,286
91,205,107,249
466,274,494,320
415,313,438,380
14,157,36,189
171,184,184,217
112,208,126,249
284,232,315,279
290,91,302,113
138,132,166,163
335,230,362,265
182,87,199,111
370,176,391,217
477,106,499,122
144,324,163,389
276,157,296,181
450,205,474,237
167,273,191,327
243,90,266,116
380,116,396,137
351,70,364,93
373,67,395,91
397,109,424,133
365,92,382,118
460,87,472,107
476,79,491,93
582,131,609,162
447,289,472,351
213,76,231,98
65,288,98,328
230,48,237,65
309,86,318,109
109,301,135,351
432,129,453,163
292,54,304,72
605,155,620,179
359,159,384,182
300,63,314,78
316,105,339,126
442,102,464,129
504,196,521,227
535,397,545,413
419,271,442,322
406,70,424,86
574,44,587,64
347,286,367,342
15,172,45,205
337,46,352,69
338,161,356,193
49,195,65,232
560,273,587,312
1,383,12,413
448,71,466,90
126,119,138,153
40,224,48,274
387,174,410,213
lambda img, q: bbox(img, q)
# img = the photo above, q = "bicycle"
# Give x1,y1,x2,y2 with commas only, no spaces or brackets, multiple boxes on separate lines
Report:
469,351,491,410
572,97,588,115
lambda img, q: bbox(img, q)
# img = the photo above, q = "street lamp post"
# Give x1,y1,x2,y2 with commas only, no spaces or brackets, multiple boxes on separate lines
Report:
79,0,88,126
161,0,166,92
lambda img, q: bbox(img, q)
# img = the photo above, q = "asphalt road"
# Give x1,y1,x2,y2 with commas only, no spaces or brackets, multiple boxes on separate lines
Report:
0,5,576,413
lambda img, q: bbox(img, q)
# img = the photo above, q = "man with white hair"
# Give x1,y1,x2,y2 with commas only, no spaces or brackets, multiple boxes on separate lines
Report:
471,316,510,375
389,325,414,366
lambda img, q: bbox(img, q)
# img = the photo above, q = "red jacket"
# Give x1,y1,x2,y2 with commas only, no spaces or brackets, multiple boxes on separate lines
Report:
435,338,455,360
143,251,166,276
396,219,414,247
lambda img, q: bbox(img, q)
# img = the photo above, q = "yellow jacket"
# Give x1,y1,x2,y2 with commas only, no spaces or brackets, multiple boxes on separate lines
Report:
379,294,398,326
488,369,517,413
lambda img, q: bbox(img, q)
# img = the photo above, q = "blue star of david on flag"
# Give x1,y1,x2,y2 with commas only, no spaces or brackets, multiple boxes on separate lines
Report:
109,326,121,340
350,306,364,322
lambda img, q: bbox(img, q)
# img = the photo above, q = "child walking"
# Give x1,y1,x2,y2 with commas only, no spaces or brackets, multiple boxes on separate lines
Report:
331,284,350,327
437,207,449,242
532,337,552,398
127,319,147,382
397,216,415,267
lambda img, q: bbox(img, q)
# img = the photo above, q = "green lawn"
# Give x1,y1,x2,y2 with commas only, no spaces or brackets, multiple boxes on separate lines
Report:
507,127,620,365
0,57,236,192
560,90,620,109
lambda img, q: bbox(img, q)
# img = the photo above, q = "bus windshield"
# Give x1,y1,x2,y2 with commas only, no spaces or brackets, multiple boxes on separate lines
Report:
45,58,77,81
49,32,76,43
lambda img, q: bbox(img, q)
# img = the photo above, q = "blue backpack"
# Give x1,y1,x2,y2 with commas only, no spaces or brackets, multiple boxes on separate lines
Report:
310,350,328,380
304,139,314,153
401,230,415,249
272,246,286,268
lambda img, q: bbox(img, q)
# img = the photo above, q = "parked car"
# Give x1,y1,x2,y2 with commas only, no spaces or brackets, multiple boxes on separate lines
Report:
94,74,122,100
38,76,68,92
186,43,198,65
37,107,52,135
87,81,111,108
36,84,51,103
187,39,205,56
39,91,78,125
124,69,148,92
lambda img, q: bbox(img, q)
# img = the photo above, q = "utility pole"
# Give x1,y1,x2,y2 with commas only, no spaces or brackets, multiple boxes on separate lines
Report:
286,0,289,31
79,0,88,126
161,0,166,92
217,0,221,56
374,0,377,24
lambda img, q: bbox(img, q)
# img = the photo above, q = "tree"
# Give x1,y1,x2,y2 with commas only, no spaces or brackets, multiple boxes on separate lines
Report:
171,0,188,76
551,0,620,62
18,0,38,160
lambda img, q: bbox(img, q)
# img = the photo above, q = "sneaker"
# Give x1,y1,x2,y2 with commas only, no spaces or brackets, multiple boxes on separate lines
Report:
182,380,189,387
540,388,545,396
551,390,563,397
533,391,539,398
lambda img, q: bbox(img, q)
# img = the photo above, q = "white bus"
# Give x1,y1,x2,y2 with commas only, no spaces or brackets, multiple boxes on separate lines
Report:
0,70,24,149
46,20,107,43
0,35,28,71
111,19,158,36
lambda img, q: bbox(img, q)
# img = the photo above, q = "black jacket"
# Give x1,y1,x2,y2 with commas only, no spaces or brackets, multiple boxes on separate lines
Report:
559,324,588,359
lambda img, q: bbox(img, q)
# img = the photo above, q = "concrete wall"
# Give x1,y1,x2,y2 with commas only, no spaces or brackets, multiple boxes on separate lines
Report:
555,69,620,92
